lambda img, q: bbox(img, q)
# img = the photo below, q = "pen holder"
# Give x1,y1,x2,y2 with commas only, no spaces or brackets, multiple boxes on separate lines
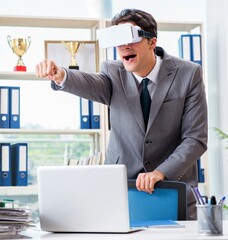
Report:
196,204,223,236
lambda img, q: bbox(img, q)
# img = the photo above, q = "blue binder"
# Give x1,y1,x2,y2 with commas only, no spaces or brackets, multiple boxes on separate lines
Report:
11,143,28,186
0,143,12,186
90,101,100,129
191,34,202,65
80,98,91,129
179,34,202,65
106,47,117,60
0,86,10,128
178,34,191,61
9,86,20,128
197,159,205,183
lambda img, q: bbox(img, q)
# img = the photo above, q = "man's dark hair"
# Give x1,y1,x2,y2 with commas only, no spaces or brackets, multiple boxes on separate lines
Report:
111,9,157,38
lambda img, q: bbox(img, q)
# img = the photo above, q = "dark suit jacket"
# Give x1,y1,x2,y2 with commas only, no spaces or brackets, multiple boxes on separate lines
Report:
52,48,208,205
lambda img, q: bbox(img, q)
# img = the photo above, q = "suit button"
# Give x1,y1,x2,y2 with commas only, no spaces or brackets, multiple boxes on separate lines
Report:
144,161,150,166
145,140,152,144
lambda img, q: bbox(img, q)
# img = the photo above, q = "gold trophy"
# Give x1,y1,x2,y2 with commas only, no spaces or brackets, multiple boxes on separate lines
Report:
7,35,31,71
61,41,80,70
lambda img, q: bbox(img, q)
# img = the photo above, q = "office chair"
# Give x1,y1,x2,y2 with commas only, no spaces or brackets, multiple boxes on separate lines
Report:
128,180,187,222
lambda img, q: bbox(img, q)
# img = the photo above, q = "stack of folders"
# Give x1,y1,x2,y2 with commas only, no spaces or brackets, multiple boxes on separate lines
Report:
0,143,28,187
0,86,20,129
0,200,36,239
178,34,202,65
68,152,102,166
80,98,100,129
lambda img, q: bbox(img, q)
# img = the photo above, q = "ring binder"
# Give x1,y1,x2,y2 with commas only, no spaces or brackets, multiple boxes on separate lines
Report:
0,143,12,186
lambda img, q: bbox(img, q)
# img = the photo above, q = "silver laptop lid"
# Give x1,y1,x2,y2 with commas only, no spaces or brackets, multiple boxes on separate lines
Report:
37,164,131,233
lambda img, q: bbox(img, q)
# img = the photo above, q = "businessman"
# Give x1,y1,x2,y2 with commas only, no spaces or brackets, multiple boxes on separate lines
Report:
36,9,208,220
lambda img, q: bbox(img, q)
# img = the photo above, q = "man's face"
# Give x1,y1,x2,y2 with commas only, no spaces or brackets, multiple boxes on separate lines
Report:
116,22,157,77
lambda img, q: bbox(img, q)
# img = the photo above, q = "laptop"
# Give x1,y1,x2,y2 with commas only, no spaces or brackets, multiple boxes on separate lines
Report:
37,164,140,233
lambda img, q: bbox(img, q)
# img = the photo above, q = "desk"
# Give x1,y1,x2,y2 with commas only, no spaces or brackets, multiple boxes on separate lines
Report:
18,220,228,239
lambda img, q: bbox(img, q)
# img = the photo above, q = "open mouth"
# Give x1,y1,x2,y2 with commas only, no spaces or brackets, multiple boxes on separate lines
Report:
123,54,136,61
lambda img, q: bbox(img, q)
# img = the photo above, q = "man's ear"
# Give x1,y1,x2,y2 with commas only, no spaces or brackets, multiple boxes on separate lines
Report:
149,37,157,49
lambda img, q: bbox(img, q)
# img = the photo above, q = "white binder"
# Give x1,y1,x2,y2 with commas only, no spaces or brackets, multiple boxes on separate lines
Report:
0,87,10,128
0,143,11,186
9,86,20,128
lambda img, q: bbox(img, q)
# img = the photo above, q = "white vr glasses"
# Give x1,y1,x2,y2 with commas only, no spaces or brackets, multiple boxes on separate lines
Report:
97,23,155,49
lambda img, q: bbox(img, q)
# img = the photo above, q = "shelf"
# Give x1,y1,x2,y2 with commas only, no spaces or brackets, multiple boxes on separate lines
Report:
0,15,100,29
0,129,102,135
0,71,46,81
0,15,202,32
157,21,202,32
0,185,38,196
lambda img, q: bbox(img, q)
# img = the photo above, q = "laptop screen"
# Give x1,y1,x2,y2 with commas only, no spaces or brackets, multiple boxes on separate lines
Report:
37,164,135,233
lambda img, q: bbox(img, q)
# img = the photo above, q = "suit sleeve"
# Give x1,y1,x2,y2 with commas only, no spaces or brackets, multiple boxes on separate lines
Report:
50,63,112,105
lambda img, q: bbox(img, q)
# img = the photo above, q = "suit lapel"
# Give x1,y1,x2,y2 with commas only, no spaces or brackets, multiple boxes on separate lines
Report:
147,58,178,132
118,49,179,135
120,69,145,133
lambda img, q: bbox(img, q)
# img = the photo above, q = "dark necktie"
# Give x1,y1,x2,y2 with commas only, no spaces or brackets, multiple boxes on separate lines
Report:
140,78,151,128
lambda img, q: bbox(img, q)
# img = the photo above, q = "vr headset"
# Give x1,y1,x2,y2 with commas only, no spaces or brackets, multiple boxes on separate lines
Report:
97,23,155,49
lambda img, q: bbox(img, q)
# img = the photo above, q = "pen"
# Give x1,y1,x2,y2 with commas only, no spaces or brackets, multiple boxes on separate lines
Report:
194,186,205,205
210,195,217,205
191,185,200,204
217,196,226,205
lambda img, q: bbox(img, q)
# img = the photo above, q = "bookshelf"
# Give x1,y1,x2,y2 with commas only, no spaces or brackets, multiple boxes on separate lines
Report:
0,15,108,198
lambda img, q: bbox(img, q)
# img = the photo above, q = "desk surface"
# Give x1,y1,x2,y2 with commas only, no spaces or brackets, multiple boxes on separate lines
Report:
17,220,228,240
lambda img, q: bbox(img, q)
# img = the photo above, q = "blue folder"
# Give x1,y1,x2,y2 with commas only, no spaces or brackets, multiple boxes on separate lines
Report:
0,86,10,128
191,34,202,65
80,98,91,129
179,34,202,65
0,143,12,186
11,143,28,186
9,86,20,128
130,219,184,228
178,34,191,61
90,101,100,129
128,188,178,221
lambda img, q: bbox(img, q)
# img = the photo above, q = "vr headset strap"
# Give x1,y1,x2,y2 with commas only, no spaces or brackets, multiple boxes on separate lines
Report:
138,30,155,39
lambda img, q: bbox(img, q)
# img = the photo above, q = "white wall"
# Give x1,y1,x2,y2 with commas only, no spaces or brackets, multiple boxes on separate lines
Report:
112,0,206,22
1,0,205,21
0,0,112,18
206,0,228,198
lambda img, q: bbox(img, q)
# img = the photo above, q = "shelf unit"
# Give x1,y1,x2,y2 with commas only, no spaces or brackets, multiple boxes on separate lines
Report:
0,71,104,153
0,15,109,198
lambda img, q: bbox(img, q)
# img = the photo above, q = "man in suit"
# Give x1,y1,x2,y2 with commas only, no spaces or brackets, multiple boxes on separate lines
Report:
36,8,208,220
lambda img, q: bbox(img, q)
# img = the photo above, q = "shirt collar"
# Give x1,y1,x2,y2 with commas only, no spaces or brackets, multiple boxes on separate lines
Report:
133,56,162,85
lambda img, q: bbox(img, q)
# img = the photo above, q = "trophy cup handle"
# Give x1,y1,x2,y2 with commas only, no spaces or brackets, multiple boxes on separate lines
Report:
26,36,32,52
7,35,13,50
